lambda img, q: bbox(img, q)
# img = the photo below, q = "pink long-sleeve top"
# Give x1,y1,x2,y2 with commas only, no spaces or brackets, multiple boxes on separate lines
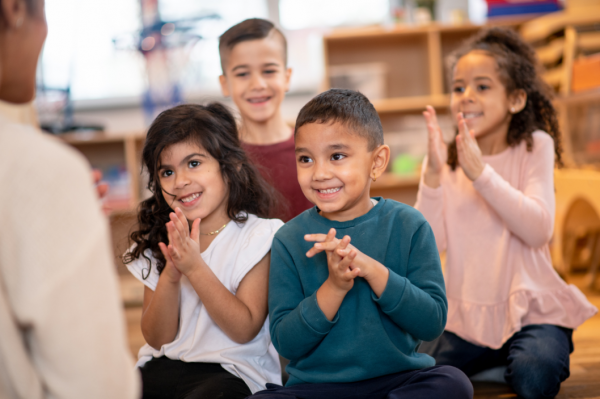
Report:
415,130,597,349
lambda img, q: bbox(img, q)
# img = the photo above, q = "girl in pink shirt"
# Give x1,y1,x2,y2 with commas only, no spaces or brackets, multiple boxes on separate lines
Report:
415,28,597,399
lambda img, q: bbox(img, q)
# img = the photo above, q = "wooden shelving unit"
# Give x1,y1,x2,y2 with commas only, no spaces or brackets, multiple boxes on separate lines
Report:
58,131,146,275
323,20,530,204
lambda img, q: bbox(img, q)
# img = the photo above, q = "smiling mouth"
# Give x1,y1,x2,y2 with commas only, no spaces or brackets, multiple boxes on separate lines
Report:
463,112,483,119
179,192,201,203
317,187,341,194
247,96,271,104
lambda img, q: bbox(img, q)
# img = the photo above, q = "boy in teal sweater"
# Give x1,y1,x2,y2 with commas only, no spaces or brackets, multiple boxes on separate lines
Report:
250,89,472,399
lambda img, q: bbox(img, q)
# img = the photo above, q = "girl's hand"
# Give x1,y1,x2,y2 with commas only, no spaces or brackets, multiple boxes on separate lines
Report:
456,113,485,181
165,208,205,277
158,241,182,284
423,106,448,188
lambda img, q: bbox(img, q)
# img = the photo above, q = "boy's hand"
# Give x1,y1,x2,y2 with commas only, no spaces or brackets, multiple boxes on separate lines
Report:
306,231,390,297
456,112,485,181
316,229,360,293
423,105,447,188
164,207,206,277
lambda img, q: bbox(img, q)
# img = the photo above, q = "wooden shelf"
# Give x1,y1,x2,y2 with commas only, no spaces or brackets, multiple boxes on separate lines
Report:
373,95,450,114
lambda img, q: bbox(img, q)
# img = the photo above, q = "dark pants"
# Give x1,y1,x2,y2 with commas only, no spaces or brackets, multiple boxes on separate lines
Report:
140,356,252,399
419,324,573,399
247,365,472,399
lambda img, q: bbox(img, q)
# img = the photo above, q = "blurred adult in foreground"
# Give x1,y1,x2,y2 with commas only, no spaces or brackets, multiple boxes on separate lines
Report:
0,0,140,398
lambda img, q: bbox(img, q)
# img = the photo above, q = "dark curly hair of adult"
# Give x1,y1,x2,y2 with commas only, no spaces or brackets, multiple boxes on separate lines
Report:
446,27,563,170
123,103,280,277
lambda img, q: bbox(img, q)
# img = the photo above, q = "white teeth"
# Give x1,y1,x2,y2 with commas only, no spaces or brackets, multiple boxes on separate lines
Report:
463,112,482,119
248,97,269,103
180,193,200,203
318,187,341,194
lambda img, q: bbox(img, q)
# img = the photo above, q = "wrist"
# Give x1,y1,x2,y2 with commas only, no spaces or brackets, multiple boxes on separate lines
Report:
363,261,388,283
324,277,350,297
423,168,441,188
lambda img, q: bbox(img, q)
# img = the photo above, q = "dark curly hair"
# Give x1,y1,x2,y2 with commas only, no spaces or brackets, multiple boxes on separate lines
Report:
123,103,280,276
446,27,563,170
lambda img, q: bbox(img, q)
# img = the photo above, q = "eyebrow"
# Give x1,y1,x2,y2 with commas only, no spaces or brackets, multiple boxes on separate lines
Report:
231,62,281,72
295,143,350,154
159,153,207,170
452,76,493,84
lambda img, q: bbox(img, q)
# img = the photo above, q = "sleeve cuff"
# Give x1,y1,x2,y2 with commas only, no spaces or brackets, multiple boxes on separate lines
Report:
300,291,339,335
372,270,407,312
472,163,494,191
418,181,443,199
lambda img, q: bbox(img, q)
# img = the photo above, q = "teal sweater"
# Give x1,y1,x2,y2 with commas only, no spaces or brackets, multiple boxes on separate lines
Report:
269,198,447,386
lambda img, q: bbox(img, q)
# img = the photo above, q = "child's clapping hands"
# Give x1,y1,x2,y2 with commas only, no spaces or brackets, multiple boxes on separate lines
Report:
306,229,389,300
158,207,207,280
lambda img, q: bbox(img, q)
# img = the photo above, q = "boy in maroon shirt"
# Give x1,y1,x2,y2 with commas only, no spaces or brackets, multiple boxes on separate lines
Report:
219,19,312,221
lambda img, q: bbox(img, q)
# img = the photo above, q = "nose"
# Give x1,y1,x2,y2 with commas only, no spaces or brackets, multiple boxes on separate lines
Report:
249,71,267,91
312,160,331,181
461,86,475,105
174,170,190,189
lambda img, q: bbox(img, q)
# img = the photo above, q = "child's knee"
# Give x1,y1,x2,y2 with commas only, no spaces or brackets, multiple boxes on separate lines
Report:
506,357,566,399
430,366,474,399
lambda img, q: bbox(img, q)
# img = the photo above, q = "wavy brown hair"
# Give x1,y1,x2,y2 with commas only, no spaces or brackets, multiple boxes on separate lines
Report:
446,27,563,170
123,103,280,277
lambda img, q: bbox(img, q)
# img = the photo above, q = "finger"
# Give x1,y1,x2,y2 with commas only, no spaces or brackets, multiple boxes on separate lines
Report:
96,182,109,199
338,249,357,272
337,235,351,250
315,241,340,253
167,244,181,260
92,169,102,184
324,228,336,243
306,244,325,258
172,209,189,238
158,242,169,259
167,221,185,249
304,233,328,243
190,218,201,244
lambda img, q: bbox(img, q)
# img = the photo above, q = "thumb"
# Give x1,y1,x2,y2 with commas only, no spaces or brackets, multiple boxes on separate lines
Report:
158,242,173,264
191,218,201,243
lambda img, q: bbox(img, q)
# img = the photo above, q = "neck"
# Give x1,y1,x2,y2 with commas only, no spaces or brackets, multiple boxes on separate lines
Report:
320,188,373,222
239,111,292,145
476,118,510,156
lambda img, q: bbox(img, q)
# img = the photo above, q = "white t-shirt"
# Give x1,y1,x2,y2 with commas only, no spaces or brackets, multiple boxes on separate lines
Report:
126,214,283,394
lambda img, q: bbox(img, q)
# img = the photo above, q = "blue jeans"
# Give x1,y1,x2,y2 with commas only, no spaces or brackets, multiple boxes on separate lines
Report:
247,365,472,399
419,324,573,399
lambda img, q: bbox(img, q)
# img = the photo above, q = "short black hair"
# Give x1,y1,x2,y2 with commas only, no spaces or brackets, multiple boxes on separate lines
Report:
219,18,287,73
295,89,384,151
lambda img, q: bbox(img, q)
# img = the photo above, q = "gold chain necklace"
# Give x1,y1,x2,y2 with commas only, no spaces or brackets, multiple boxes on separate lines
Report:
200,222,229,236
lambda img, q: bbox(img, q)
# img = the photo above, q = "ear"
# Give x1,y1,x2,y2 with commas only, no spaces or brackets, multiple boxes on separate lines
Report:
1,0,27,29
219,74,230,97
284,67,292,93
371,144,390,182
508,89,527,114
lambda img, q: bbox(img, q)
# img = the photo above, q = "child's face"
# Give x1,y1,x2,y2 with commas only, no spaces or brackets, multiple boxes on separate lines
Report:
219,33,291,124
295,122,389,222
450,51,516,141
158,141,228,225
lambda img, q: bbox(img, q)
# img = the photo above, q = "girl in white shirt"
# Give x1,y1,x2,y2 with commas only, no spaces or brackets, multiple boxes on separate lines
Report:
124,103,284,399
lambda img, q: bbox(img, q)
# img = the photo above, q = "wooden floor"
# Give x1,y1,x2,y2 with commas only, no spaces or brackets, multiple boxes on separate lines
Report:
122,273,600,398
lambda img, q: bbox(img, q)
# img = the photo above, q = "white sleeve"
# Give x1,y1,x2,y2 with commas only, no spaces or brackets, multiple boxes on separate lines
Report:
232,218,284,289
125,248,161,291
1,134,140,399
